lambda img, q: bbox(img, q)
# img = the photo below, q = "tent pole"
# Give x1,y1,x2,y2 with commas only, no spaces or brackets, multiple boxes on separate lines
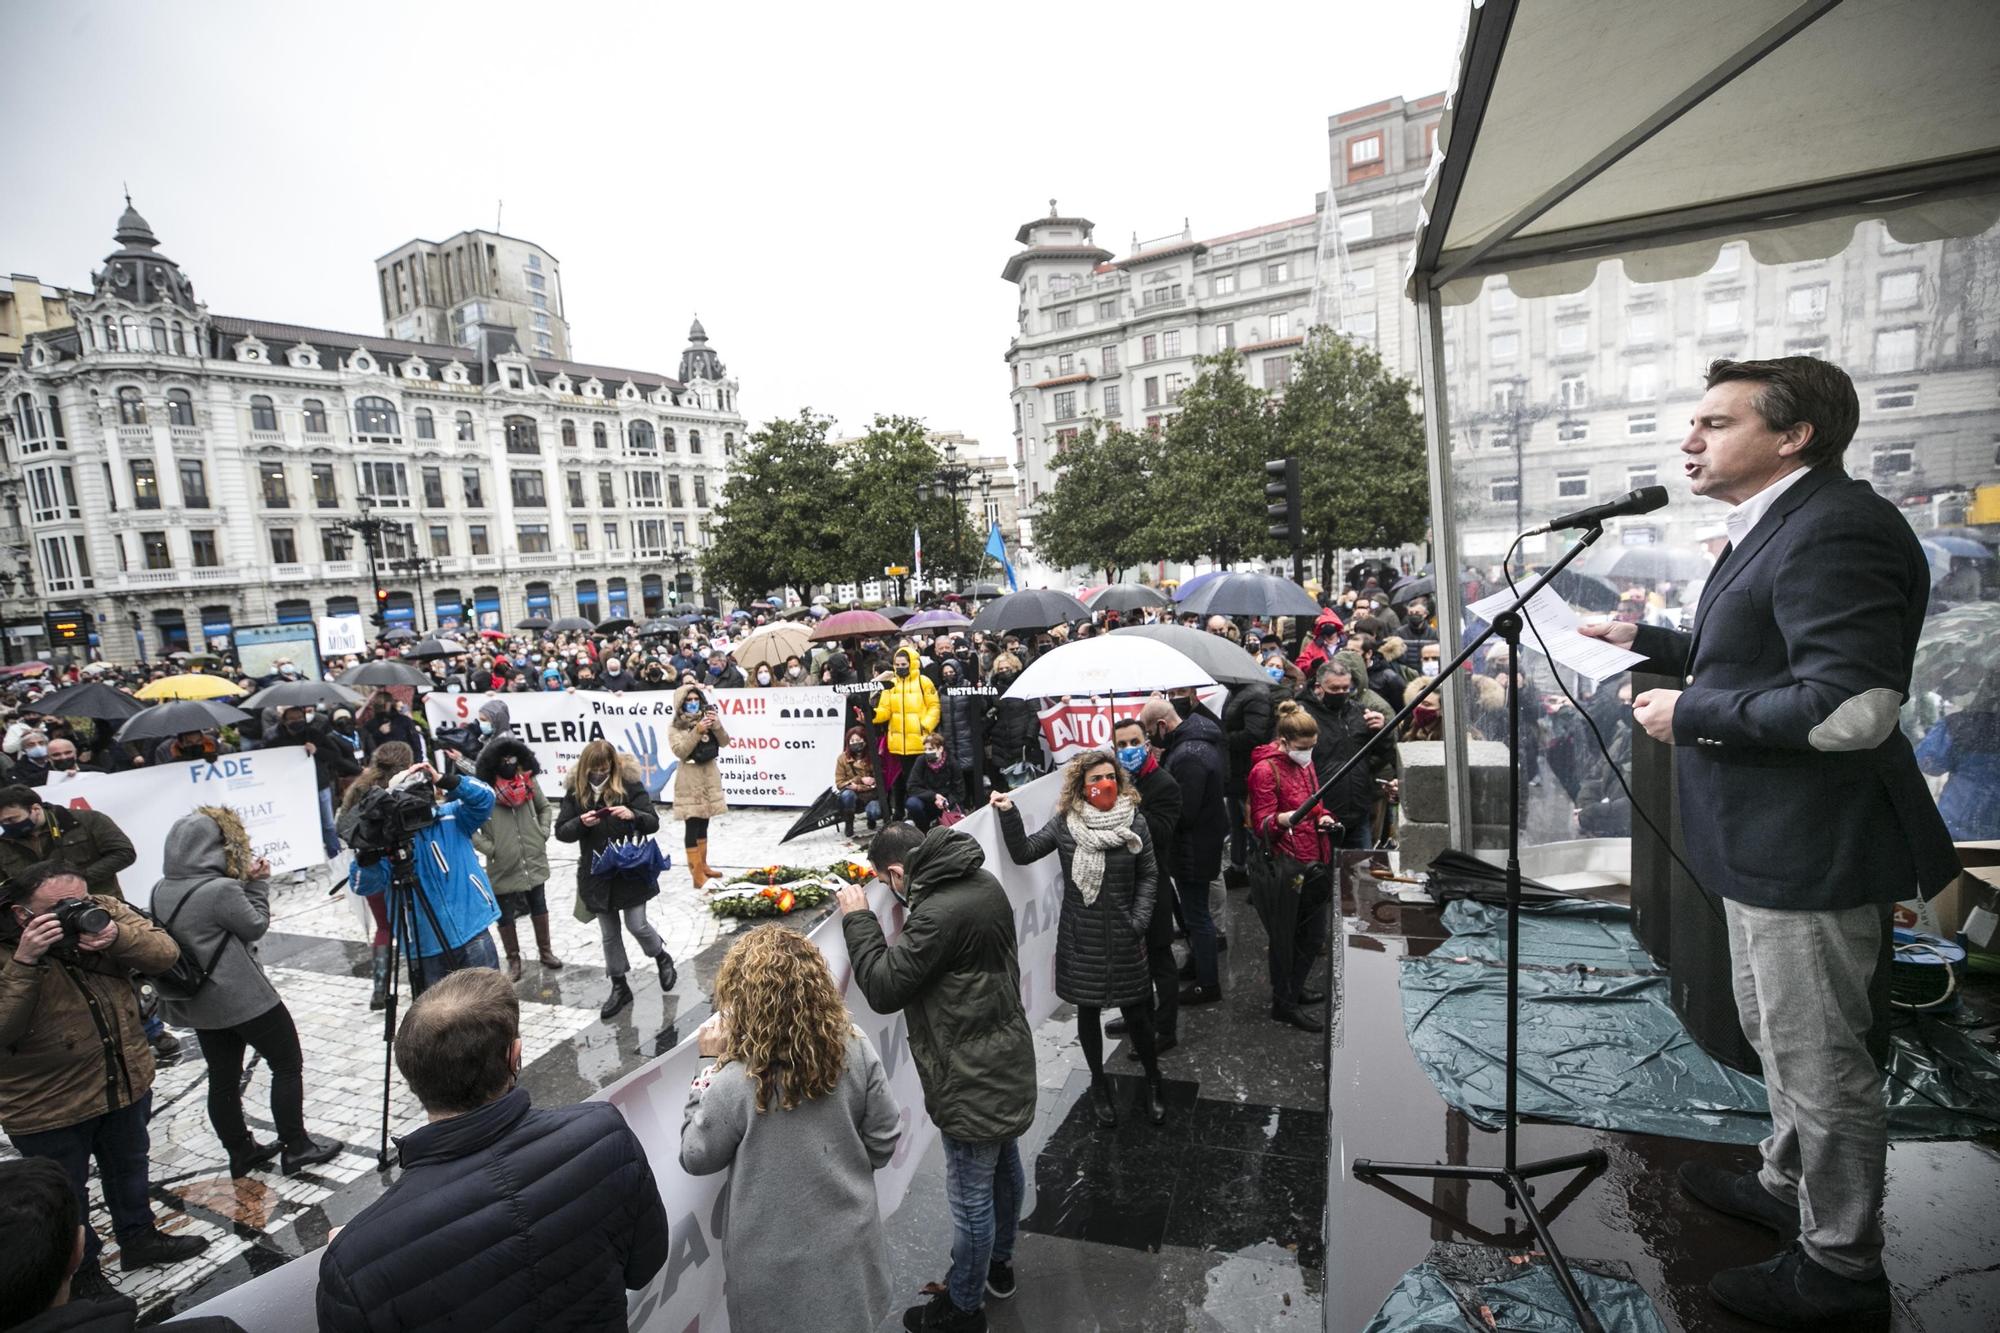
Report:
1414,278,1471,849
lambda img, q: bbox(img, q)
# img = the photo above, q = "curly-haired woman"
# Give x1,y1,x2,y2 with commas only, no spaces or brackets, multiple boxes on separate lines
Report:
991,749,1165,1127
679,925,901,1333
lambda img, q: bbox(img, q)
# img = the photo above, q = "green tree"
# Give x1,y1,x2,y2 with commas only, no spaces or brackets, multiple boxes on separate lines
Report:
1273,329,1428,582
1143,352,1279,569
840,415,983,592
701,410,847,603
1031,422,1160,580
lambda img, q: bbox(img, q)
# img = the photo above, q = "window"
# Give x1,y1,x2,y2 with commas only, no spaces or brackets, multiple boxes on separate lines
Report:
25,466,80,522
166,388,195,427
600,471,616,506
1556,469,1590,500
531,293,547,309
1098,299,1117,320
1628,464,1658,489
1788,284,1828,320
1340,211,1374,245
1491,382,1522,412
1879,270,1921,308
1874,383,1918,411
1871,444,1915,477
319,526,350,561
1215,323,1235,350
190,529,219,567
1625,310,1658,344
627,419,655,451
1489,284,1517,314
255,461,287,507
518,523,551,554
312,463,338,508
1165,372,1186,403
1628,363,1660,400
592,422,608,449
672,521,688,545
1490,332,1520,360
1269,314,1290,341
1102,345,1120,375
1053,308,1075,329
1491,476,1520,503
1142,334,1158,361
689,430,702,455
1875,327,1918,373
1054,427,1079,452
561,420,577,449
571,521,590,551
149,317,168,352
629,471,664,505
268,528,296,564
1262,356,1293,389
1557,419,1589,443
429,524,451,557
1788,338,1827,360
455,411,475,442
1627,413,1657,437
1558,375,1589,410
527,253,541,270
603,521,620,550
422,466,446,507
1053,391,1076,419
358,460,410,506
1346,132,1384,179
506,415,540,454
1057,352,1074,375
1144,376,1160,408
462,469,485,507
693,475,708,507
1214,272,1236,297
467,524,490,555
1710,244,1741,275
1555,322,1588,355
1343,310,1378,339
118,386,146,425
1488,431,1512,452
1351,266,1376,294
511,469,547,507
131,459,161,509
566,471,585,507
414,407,434,439
354,396,400,438
527,272,546,292
1265,259,1291,284
662,426,678,453
249,394,277,432
141,530,172,570
1103,384,1121,416
1705,297,1741,331
178,458,209,507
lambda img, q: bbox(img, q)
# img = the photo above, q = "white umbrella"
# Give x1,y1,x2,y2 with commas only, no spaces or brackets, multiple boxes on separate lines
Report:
1003,635,1216,701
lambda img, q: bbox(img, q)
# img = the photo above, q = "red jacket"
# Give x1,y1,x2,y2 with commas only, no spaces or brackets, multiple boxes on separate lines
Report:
1246,740,1334,865
1293,608,1345,679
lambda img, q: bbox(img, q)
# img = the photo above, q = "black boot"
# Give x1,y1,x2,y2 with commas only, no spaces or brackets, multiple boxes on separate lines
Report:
655,951,679,992
369,945,390,1011
1090,1073,1118,1128
600,975,634,1020
69,1261,116,1302
226,1138,280,1179
282,1135,341,1176
1708,1242,1890,1329
843,810,856,837
1146,1075,1167,1125
119,1228,210,1271
901,1289,988,1332
1272,1000,1324,1032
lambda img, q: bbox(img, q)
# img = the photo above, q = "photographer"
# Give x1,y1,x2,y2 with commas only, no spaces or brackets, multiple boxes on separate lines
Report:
1,867,209,1290
348,762,502,995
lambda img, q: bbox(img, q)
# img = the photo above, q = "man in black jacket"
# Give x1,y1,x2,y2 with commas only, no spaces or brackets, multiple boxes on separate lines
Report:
1112,715,1186,1052
317,968,668,1333
1295,662,1389,850
259,706,361,861
1138,695,1228,1019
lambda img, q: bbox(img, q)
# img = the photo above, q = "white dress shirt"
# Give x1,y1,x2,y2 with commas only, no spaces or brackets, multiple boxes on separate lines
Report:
1721,464,1813,550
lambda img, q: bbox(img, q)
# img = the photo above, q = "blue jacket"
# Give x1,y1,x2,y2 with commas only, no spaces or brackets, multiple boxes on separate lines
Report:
350,774,501,957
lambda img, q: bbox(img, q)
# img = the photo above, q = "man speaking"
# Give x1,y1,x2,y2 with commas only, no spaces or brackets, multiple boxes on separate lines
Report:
1584,357,1957,1329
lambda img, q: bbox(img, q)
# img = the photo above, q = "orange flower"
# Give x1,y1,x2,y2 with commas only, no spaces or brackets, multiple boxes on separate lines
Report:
776,889,796,913
759,886,778,900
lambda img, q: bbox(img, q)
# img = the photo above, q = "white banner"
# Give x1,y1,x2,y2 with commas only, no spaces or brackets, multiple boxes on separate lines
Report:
423,690,847,808
317,614,368,658
36,749,323,910
184,774,1066,1332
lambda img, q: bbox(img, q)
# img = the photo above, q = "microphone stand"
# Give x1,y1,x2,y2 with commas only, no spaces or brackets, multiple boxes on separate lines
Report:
1299,522,1611,1333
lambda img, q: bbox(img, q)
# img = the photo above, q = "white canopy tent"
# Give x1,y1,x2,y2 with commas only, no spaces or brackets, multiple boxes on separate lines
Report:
1410,0,2000,840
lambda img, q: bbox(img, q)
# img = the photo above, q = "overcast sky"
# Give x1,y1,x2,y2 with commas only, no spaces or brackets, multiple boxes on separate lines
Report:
1,0,1463,456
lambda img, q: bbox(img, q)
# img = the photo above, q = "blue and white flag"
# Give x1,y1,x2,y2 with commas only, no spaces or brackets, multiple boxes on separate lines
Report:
985,524,1018,591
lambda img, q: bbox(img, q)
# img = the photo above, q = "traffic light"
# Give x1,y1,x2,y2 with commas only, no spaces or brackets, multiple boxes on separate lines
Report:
1266,457,1303,585
373,587,389,630
462,599,475,628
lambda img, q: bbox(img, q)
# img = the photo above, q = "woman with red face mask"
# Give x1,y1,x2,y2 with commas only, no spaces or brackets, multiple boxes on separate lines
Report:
991,751,1164,1127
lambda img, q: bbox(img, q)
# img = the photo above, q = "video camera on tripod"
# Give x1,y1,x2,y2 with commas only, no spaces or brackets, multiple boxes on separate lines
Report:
345,782,441,866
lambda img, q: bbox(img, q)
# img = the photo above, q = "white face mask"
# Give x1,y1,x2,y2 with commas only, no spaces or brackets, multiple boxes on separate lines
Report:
1421,660,1441,677
1286,747,1315,766
756,670,772,685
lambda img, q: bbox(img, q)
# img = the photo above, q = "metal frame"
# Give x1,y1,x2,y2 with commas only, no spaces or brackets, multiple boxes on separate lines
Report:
1414,279,1471,841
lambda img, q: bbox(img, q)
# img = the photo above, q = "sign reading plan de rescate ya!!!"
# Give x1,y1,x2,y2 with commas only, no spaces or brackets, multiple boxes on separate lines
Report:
424,690,847,808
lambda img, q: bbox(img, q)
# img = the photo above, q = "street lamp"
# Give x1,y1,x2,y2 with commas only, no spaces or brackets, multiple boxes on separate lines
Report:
1463,376,1553,575
916,439,975,595
331,495,389,628
387,553,439,632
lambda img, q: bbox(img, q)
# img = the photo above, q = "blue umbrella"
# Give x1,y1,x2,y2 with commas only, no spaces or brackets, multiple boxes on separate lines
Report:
1172,570,1228,603
1925,535,1994,560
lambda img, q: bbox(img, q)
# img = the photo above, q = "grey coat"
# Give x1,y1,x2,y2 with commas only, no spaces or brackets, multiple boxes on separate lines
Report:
471,740,553,897
150,814,279,1030
679,1028,900,1333
999,803,1157,1008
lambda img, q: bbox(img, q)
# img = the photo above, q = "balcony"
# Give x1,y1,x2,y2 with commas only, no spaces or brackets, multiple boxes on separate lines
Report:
469,554,502,570
322,560,361,579
271,564,311,582
515,551,565,569
117,424,151,445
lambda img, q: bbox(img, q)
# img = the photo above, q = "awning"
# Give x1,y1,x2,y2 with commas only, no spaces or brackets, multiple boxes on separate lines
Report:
1411,0,2000,303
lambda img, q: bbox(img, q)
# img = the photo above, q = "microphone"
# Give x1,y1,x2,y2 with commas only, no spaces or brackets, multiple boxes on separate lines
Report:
1521,485,1669,537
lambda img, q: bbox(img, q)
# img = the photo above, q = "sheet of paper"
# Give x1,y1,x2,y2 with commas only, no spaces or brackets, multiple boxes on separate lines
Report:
1466,586,1647,680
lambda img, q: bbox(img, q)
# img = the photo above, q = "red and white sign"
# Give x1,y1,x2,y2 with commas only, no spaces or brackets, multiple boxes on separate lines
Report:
1034,684,1230,764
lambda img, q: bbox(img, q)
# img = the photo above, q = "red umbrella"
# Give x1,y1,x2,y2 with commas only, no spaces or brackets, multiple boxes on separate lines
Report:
809,609,900,642
478,628,508,640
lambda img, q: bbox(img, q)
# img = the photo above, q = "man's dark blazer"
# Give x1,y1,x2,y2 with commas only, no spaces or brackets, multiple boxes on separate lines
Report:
1632,465,1958,910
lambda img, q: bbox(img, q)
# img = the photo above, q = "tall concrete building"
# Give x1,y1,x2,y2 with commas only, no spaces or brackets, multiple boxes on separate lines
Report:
0,201,744,661
1,274,82,366
375,228,572,361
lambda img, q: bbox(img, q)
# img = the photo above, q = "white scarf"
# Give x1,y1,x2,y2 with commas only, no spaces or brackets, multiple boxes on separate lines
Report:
1065,793,1142,906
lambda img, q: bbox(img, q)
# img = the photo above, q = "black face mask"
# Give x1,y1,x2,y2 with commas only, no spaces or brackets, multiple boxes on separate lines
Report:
52,758,78,772
1171,696,1194,720
1,819,33,839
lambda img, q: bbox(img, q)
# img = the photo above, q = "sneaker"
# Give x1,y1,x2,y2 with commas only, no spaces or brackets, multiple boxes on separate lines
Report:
985,1260,1016,1300
901,1289,988,1331
1708,1242,1890,1330
150,1029,182,1066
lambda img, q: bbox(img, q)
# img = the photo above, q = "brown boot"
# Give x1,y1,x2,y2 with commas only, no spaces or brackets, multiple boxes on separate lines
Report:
686,839,707,892
497,920,524,981
696,837,717,887
530,913,563,969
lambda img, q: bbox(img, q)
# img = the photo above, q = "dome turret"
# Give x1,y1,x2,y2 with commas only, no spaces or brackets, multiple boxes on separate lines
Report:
93,195,198,313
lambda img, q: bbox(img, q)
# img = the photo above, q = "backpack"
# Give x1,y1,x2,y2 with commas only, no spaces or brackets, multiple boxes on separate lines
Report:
142,884,234,1003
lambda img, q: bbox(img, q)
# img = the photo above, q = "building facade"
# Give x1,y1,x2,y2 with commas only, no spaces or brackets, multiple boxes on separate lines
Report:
2,274,82,366
1319,93,1446,381
0,202,744,662
375,228,573,361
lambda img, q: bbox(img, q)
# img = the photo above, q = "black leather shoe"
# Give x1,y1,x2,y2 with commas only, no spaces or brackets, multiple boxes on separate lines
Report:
902,1290,988,1331
1708,1242,1890,1330
226,1138,280,1179
119,1228,210,1271
1296,987,1327,1005
1103,1014,1129,1035
1146,1076,1167,1125
1179,984,1222,1005
1678,1162,1800,1238
655,951,679,992
282,1136,341,1176
600,976,634,1021
1272,1002,1324,1032
1090,1074,1118,1128
985,1259,1015,1300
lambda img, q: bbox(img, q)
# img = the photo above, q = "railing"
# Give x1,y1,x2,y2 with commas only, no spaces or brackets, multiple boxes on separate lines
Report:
271,564,311,582
469,554,502,570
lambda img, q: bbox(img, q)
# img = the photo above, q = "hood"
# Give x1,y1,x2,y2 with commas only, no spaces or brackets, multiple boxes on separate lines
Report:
904,825,987,899
1314,607,1345,631
670,681,709,715
616,752,644,784
475,736,540,783
892,644,922,677
476,698,511,728
162,806,251,880
1172,707,1226,749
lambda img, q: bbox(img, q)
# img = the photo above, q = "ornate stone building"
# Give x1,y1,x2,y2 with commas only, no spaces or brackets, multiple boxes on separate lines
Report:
0,201,745,661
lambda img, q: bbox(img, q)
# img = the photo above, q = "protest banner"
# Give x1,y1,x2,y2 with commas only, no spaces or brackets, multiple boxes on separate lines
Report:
184,773,1065,1332
1035,682,1230,764
424,689,847,808
317,614,368,658
36,749,322,909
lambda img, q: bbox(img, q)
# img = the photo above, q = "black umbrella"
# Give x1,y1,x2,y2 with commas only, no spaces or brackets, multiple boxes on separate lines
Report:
403,636,468,662
1089,584,1171,614
970,583,1004,598
594,618,636,635
781,787,850,843
1107,624,1268,687
1545,568,1622,614
339,660,431,689
550,616,596,634
879,606,917,623
115,699,252,745
969,589,1092,634
673,613,705,627
1176,572,1321,619
1578,545,1706,584
380,627,417,644
516,616,552,632
637,618,679,638
242,679,366,712
1388,573,1435,603
27,681,147,722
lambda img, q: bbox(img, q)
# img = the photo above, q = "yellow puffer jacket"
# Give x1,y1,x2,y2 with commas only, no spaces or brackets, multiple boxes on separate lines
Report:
873,645,940,756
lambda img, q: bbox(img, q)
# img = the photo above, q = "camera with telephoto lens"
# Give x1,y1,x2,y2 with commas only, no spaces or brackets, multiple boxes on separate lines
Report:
50,896,112,940
345,784,439,864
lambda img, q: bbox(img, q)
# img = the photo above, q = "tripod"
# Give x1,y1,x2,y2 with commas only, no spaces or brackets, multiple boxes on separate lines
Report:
1300,525,1612,1332
374,840,454,1170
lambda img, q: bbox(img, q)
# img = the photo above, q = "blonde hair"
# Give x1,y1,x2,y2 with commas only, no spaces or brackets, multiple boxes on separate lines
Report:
711,924,850,1113
565,739,627,804
1273,699,1319,746
341,740,413,812
1054,748,1135,816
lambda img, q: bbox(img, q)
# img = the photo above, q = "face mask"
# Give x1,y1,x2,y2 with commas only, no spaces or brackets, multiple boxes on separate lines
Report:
24,746,47,760
1322,687,1350,704
895,662,910,677
1265,665,1285,683
1,819,33,838
756,670,772,685
588,770,609,789
52,756,78,771
1085,777,1120,811
1421,660,1441,677
926,749,945,766
1115,744,1148,774
280,666,299,678
1287,747,1316,767
283,721,305,735
787,666,802,679
478,719,495,734
1171,696,1194,720
305,709,317,721
683,699,703,715
848,741,863,753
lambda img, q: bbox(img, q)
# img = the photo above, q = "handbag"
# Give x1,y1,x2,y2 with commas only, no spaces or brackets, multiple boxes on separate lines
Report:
144,884,235,1003
590,835,672,891
938,803,967,828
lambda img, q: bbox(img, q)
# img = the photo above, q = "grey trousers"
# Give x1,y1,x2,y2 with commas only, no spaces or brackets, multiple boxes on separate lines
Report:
598,903,666,978
1725,897,1888,1279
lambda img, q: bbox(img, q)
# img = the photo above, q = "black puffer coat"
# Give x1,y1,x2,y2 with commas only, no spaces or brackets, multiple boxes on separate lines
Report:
553,754,663,913
316,1087,668,1333
1221,680,1276,798
986,674,1041,771
998,803,1156,1007
934,677,985,778
1160,709,1229,882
